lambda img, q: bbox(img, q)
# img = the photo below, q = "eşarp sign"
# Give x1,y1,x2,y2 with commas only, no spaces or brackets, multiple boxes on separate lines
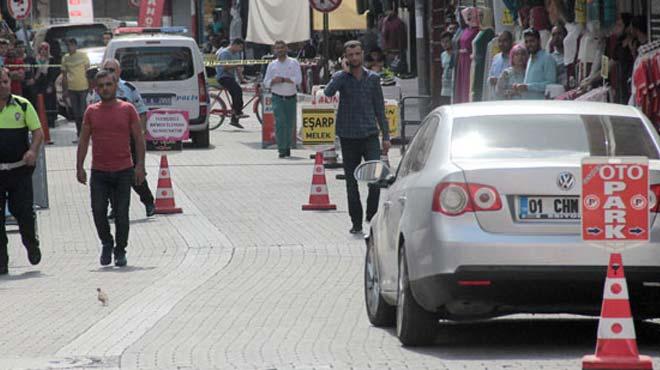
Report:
138,0,165,27
301,107,335,146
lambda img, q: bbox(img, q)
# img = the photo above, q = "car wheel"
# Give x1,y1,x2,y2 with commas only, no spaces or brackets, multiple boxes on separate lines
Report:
364,236,395,327
191,129,210,148
396,246,438,346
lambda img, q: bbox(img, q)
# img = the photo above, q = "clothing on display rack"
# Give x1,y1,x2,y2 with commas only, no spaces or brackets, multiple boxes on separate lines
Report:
632,52,660,127
531,7,551,54
454,7,480,104
630,42,660,129
575,0,587,25
471,7,496,102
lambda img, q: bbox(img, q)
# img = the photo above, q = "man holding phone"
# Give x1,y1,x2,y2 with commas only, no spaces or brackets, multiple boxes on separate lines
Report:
264,40,302,158
324,40,390,234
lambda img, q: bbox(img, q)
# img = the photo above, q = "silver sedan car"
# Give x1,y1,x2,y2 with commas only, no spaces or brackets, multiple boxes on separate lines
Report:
358,101,660,346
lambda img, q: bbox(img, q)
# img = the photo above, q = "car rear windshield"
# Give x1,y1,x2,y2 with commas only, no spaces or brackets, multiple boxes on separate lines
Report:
116,47,194,82
48,25,107,52
451,114,660,160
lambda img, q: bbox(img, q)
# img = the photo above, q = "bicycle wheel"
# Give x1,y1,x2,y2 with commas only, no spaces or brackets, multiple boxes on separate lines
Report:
208,94,230,130
255,98,263,125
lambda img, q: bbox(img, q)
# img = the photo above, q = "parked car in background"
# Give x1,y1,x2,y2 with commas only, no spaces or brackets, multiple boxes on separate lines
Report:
358,101,660,346
33,23,109,119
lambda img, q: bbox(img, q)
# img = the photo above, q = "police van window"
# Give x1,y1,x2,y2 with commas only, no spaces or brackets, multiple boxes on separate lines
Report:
116,47,194,82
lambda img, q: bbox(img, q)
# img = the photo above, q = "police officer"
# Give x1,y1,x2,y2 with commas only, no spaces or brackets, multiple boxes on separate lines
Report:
90,59,155,218
0,68,44,275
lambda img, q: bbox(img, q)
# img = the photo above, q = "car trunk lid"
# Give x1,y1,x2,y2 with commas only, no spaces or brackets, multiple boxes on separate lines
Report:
453,159,660,234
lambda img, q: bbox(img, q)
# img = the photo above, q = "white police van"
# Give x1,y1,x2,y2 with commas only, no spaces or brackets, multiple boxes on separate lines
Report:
103,27,210,147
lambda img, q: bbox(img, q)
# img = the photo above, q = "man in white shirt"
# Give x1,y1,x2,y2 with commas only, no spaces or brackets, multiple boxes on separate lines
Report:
263,40,302,158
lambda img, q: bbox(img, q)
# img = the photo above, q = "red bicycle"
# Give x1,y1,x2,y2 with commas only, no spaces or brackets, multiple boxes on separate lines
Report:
208,77,264,130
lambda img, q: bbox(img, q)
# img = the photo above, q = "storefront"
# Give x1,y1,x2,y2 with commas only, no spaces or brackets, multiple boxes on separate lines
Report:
422,0,653,107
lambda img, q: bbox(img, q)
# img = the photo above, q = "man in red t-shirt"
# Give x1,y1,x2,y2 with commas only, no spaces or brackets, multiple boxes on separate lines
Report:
76,69,145,267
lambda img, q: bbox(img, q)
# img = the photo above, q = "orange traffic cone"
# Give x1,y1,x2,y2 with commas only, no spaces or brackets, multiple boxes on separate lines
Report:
582,253,653,370
302,151,336,211
154,155,183,214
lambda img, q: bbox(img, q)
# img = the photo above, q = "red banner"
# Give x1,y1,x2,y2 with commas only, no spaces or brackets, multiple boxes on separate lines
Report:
138,0,164,27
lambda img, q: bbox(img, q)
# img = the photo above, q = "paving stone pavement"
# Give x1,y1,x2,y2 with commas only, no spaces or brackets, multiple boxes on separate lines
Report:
2,114,660,370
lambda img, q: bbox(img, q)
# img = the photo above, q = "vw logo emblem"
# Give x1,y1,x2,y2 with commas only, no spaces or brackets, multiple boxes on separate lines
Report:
557,172,575,191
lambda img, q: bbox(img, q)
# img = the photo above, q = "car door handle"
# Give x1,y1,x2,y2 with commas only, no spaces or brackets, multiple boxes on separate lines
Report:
398,196,407,205
383,201,392,209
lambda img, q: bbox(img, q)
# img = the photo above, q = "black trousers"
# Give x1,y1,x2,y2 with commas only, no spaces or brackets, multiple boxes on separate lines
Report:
91,168,133,251
217,76,244,114
110,138,154,210
340,135,382,228
0,168,38,268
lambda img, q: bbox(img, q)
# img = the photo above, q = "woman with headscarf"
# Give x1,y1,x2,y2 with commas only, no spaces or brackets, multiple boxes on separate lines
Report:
496,44,529,100
453,7,480,104
33,42,59,127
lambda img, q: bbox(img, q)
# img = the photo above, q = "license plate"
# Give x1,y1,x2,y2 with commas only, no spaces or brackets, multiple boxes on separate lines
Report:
143,95,173,106
518,196,580,220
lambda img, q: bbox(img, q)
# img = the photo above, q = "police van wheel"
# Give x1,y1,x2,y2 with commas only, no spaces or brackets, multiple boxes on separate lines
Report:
192,129,210,148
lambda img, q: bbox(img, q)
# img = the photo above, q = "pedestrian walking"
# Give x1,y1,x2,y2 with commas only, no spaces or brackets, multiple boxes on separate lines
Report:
90,59,156,218
324,40,390,234
263,40,302,158
0,68,44,275
76,70,145,267
61,38,90,141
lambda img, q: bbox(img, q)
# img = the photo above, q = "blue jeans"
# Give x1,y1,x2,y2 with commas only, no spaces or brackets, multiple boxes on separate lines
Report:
340,135,381,227
91,168,133,251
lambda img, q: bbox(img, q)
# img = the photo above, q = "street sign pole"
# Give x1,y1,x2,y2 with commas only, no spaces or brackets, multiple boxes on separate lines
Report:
322,12,329,82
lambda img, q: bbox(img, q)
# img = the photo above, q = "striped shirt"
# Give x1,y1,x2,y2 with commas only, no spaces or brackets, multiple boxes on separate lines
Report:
324,68,389,141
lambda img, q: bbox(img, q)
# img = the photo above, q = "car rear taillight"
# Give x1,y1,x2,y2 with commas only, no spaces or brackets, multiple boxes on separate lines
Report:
198,72,208,119
198,72,208,103
650,184,660,212
432,182,502,216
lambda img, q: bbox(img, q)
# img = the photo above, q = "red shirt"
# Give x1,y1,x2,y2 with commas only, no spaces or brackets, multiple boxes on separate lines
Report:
83,100,138,172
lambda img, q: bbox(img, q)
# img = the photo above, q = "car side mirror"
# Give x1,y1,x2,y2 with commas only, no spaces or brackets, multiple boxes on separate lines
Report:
354,160,393,185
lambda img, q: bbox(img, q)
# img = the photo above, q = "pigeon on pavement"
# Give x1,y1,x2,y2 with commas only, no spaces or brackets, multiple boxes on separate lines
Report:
97,288,108,306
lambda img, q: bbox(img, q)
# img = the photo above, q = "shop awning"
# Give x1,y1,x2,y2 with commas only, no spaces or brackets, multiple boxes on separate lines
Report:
246,0,311,45
313,1,367,31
